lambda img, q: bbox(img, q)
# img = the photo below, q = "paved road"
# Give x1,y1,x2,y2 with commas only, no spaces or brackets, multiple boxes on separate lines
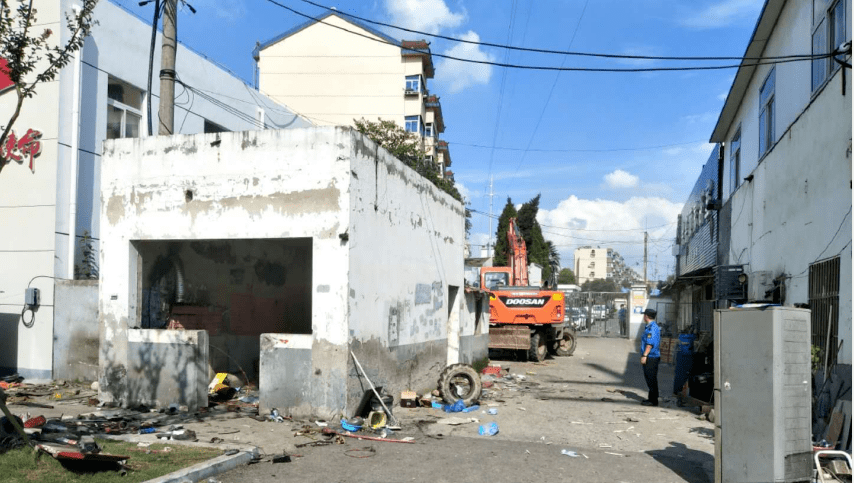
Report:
217,337,715,483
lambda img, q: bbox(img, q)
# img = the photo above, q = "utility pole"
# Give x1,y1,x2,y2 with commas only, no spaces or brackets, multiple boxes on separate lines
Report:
487,175,494,258
643,231,648,285
158,0,177,135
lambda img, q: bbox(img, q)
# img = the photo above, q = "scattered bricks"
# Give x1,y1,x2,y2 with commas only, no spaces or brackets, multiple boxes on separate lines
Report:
481,364,502,375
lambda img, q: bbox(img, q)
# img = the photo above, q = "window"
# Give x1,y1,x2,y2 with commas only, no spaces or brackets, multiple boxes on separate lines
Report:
107,76,143,139
483,272,510,290
405,75,422,94
424,123,434,138
812,0,846,92
809,256,839,367
204,120,226,133
758,68,775,157
729,128,741,194
404,115,421,134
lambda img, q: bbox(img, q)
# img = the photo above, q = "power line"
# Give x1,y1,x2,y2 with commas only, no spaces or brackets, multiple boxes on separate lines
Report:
485,0,518,193
293,0,827,63
512,0,588,178
450,139,708,153
261,0,841,73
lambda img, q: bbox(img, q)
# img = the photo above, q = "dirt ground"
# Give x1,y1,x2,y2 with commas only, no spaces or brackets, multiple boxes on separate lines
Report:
3,336,715,482
220,336,715,483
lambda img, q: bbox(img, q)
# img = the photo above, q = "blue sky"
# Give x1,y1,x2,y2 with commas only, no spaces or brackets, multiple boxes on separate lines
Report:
112,0,766,280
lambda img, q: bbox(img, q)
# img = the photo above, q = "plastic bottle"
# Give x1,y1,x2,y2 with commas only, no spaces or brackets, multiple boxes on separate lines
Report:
138,427,156,434
487,408,498,415
478,422,499,436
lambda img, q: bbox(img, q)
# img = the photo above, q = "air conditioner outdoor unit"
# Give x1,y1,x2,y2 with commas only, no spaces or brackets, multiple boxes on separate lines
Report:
746,270,773,301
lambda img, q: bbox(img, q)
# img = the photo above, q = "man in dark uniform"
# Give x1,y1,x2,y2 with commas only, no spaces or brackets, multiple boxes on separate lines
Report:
639,308,661,406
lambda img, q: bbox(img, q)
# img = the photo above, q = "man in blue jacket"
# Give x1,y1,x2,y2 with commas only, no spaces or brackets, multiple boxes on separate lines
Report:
639,308,661,406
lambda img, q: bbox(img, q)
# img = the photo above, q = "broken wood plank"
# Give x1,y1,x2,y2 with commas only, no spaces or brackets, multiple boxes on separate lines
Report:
321,428,414,443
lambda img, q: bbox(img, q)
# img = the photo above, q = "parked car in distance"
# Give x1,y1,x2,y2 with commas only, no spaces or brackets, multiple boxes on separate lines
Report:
592,305,608,320
570,307,589,329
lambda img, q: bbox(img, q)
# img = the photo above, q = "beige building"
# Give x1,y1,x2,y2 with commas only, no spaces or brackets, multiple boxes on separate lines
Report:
574,247,636,286
254,11,451,178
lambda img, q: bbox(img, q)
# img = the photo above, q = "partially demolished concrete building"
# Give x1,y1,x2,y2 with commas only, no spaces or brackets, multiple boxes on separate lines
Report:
98,126,488,418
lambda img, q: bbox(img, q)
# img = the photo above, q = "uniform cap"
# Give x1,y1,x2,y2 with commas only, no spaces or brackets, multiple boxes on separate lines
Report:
643,308,657,319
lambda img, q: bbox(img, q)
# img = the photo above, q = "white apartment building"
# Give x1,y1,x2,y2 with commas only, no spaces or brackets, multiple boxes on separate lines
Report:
0,0,311,380
710,0,851,367
254,11,452,178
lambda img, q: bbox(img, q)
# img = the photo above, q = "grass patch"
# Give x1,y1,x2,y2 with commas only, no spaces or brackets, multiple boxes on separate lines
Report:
471,356,489,374
0,439,223,483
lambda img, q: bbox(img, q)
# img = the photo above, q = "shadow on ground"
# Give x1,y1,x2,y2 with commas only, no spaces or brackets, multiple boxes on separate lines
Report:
647,441,713,483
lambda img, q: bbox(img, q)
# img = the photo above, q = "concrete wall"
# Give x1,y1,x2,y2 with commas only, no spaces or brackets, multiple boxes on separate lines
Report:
725,69,852,363
716,0,851,365
0,0,64,380
458,291,490,366
0,0,311,380
346,129,465,409
99,126,467,417
53,280,99,382
99,127,352,408
126,329,208,410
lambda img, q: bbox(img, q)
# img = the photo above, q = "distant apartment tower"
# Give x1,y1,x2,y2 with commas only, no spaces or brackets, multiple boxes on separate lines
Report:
574,247,635,286
254,11,451,179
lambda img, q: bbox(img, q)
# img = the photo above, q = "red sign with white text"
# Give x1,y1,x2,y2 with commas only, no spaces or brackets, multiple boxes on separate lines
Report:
3,129,42,172
0,59,13,93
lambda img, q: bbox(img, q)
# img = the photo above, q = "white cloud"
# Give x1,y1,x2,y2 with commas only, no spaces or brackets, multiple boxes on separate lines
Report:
680,0,763,29
604,169,639,189
681,110,718,124
384,0,465,35
537,195,683,278
455,180,472,203
717,90,729,101
663,142,716,157
435,31,495,93
617,46,658,67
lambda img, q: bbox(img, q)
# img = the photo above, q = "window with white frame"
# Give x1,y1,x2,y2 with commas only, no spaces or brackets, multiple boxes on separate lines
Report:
404,115,421,135
405,75,422,94
812,0,846,92
729,128,741,194
106,76,143,139
758,68,775,157
424,122,434,138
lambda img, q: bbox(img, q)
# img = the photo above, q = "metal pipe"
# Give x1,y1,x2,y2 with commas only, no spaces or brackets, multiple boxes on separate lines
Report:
349,351,398,426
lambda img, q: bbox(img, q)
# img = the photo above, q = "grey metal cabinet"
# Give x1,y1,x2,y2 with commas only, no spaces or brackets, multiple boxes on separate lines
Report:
714,306,812,482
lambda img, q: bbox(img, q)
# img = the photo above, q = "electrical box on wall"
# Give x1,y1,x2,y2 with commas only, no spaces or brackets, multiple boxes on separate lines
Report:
25,287,39,307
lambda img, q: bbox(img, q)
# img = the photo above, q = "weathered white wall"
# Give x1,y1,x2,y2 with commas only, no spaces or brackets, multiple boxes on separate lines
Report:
0,0,311,380
727,68,851,364
720,0,852,365
346,130,466,404
0,0,65,380
99,127,351,405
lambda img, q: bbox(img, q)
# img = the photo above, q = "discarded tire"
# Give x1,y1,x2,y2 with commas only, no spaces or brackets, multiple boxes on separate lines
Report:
551,330,577,357
438,363,482,406
528,331,547,362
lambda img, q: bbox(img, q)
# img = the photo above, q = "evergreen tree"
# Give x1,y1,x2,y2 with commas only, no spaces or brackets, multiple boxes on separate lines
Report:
557,268,576,284
517,195,550,280
492,198,517,266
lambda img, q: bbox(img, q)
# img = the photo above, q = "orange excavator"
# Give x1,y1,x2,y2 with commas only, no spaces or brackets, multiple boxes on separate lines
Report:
481,218,576,361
